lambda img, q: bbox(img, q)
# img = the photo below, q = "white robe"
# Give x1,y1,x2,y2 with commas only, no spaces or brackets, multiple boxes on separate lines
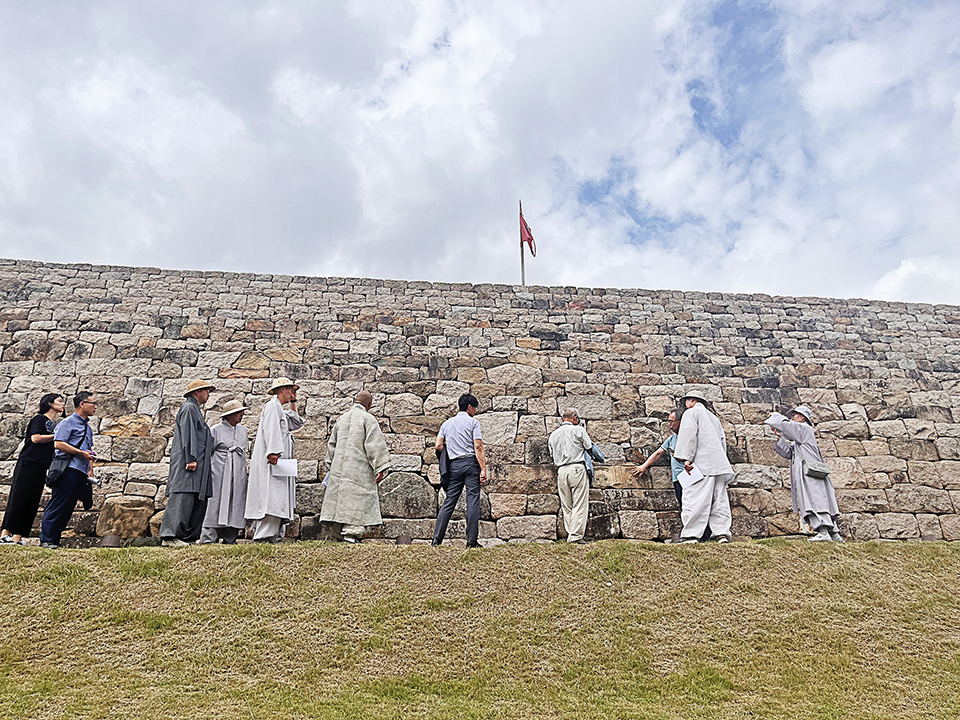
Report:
674,402,734,539
202,420,248,530
767,413,840,527
321,404,391,528
244,397,304,523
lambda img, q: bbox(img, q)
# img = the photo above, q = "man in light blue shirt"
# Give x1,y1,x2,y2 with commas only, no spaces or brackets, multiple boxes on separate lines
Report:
40,391,97,548
432,393,486,547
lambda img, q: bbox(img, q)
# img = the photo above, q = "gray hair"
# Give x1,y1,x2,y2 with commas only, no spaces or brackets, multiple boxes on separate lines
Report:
562,408,580,420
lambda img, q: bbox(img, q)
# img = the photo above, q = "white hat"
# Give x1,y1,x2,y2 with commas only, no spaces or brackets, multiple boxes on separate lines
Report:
219,399,248,418
268,377,299,395
680,388,711,405
184,379,216,397
791,405,814,424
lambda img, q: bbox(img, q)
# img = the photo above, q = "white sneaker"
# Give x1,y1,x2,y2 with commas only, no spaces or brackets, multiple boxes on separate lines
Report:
161,538,190,548
677,538,698,544
829,531,845,542
808,530,832,542
717,536,730,544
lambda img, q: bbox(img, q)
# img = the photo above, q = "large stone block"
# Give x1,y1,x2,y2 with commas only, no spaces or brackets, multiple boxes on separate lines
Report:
728,488,776,515
730,464,781,489
489,493,527,519
917,513,943,539
825,457,870,489
619,510,659,539
858,455,907,474
566,395,613,420
382,518,436,539
391,415,445,437
601,488,678,512
487,464,555,494
593,465,645,489
837,512,880,541
95,496,155,538
379,472,437,518
875,512,920,539
477,412,518,445
940,514,960,541
816,420,870,440
296,483,326,514
885,485,953,514
111,436,167,463
384,393,424,416
836,489,888,513
744,438,790,467
496,515,557,541
100,414,153,437
486,363,542,391
585,509,620,540
526,493,560,515
935,438,960,460
586,421,631,443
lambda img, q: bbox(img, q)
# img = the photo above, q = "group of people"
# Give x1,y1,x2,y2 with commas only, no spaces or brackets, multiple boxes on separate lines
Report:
0,381,843,547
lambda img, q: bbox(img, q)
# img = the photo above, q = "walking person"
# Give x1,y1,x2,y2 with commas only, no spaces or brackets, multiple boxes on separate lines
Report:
432,394,486,547
548,408,596,544
766,406,842,542
673,390,734,544
244,378,304,543
160,380,215,547
320,391,391,543
1,394,65,545
199,400,249,545
39,391,97,549
633,407,711,542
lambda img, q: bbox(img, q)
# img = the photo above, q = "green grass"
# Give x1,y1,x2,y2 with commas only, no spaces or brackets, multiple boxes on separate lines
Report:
0,540,959,719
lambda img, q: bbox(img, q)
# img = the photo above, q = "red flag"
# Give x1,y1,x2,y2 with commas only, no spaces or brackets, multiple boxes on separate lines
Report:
519,201,536,257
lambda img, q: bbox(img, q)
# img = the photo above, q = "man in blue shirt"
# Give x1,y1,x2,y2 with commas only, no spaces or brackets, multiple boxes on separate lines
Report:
432,393,486,547
40,391,97,548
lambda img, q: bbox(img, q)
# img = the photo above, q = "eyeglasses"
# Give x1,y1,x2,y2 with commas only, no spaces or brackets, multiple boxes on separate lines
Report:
81,400,97,406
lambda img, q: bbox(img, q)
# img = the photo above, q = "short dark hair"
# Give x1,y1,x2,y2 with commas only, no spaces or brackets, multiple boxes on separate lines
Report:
458,394,479,412
39,393,62,414
73,391,94,410
672,407,685,421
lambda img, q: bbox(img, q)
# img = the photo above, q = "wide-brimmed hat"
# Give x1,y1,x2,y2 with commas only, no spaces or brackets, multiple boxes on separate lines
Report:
679,388,711,405
219,399,248,418
268,377,299,395
184,379,216,397
790,405,814,425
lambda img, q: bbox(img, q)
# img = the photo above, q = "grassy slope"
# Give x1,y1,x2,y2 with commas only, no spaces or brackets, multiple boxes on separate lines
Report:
1,540,959,720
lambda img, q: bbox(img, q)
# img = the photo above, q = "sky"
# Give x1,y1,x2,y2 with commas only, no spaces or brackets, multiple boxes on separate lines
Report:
1,0,959,304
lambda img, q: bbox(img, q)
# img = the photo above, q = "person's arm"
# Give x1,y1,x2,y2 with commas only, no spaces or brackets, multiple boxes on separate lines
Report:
633,447,665,476
54,440,92,462
31,433,55,444
324,417,339,471
435,434,445,452
474,438,487,484
674,409,699,472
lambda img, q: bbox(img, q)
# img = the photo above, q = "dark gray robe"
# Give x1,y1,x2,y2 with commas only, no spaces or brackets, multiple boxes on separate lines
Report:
166,396,214,498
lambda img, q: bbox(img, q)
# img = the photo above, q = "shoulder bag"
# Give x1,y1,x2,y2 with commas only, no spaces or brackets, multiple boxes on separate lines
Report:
802,459,831,480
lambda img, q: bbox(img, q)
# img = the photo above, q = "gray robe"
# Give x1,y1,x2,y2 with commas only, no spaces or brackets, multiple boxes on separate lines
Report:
202,420,248,530
767,414,840,519
244,397,304,522
166,396,214,498
320,404,391,527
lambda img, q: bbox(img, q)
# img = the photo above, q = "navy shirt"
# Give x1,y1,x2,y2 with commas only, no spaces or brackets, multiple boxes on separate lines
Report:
53,413,93,475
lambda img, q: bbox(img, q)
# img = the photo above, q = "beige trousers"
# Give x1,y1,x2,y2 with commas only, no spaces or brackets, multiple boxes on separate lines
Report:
558,464,590,542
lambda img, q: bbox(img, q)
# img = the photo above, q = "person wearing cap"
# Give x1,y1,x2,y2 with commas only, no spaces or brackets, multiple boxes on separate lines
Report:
765,406,842,542
244,378,304,543
199,400,250,545
320,390,391,543
160,380,216,547
673,389,735,544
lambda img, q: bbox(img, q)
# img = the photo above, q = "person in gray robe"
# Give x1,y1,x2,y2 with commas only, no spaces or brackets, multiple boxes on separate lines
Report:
320,391,391,542
766,405,842,541
673,389,734,544
244,378,304,543
160,380,216,547
199,400,249,545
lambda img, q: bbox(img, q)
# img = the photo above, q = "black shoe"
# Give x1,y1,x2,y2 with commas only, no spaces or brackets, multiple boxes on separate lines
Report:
466,542,482,548
430,540,442,546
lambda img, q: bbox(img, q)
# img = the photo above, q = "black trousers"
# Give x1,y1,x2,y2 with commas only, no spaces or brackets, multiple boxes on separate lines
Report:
40,468,92,546
432,456,481,546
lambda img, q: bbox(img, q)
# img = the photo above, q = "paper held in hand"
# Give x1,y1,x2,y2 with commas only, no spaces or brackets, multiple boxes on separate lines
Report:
273,458,299,476
678,464,705,490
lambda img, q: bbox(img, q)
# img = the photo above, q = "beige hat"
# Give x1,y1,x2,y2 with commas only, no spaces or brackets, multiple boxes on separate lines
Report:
268,377,299,395
184,379,216,397
680,388,711,405
219,399,248,419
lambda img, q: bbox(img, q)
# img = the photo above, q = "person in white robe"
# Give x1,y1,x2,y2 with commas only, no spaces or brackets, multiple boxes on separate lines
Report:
244,378,304,543
673,389,734,543
200,400,249,545
765,405,842,542
320,391,391,542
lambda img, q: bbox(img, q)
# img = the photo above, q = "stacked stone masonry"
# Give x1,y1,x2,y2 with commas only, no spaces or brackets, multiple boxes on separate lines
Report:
2,258,960,543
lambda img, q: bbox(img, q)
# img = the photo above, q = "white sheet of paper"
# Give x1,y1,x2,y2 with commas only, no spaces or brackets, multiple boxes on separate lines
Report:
273,459,299,476
678,463,704,490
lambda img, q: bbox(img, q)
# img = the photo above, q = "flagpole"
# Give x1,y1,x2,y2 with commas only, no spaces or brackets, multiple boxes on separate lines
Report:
519,200,526,286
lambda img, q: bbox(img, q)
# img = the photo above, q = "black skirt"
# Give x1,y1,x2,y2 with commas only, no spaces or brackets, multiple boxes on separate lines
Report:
1,457,49,537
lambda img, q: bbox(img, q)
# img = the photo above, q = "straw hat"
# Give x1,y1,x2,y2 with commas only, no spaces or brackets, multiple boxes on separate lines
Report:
184,379,216,397
791,405,814,425
268,377,299,395
679,388,711,405
219,399,248,419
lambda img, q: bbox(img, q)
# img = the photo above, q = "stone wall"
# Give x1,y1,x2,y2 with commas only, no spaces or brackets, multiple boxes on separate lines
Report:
2,258,960,543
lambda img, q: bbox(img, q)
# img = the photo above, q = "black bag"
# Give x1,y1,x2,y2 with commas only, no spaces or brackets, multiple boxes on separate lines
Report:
45,454,72,488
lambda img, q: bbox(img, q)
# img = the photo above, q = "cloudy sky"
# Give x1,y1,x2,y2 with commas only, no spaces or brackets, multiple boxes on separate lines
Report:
1,1,958,303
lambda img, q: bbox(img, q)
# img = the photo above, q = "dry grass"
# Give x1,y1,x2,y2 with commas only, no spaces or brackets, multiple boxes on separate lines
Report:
0,539,959,719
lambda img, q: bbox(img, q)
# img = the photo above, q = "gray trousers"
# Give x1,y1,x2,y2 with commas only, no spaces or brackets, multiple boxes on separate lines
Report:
160,492,207,542
432,456,481,545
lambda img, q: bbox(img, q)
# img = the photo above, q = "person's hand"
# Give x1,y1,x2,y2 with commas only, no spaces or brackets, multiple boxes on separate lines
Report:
375,471,385,484
267,454,279,466
185,461,197,471
631,464,647,477
772,429,781,437
79,450,93,462
684,461,693,473
479,469,487,485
